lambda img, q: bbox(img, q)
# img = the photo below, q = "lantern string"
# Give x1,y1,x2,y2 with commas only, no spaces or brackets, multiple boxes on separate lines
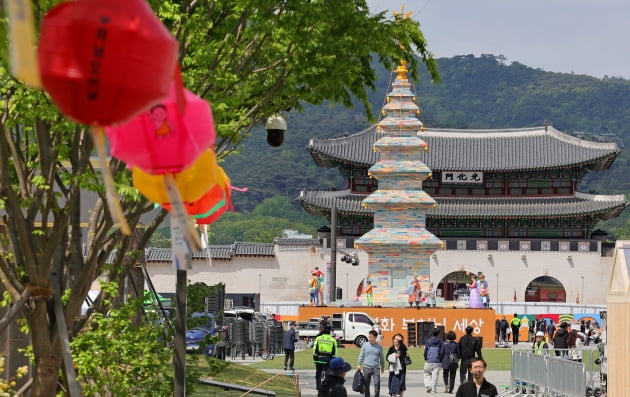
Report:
91,126,132,235
164,172,202,250
173,65,187,115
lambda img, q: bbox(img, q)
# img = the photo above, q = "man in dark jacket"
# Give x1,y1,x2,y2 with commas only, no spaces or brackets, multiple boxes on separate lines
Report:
318,357,351,397
455,358,498,397
458,326,482,384
282,321,297,370
552,322,569,357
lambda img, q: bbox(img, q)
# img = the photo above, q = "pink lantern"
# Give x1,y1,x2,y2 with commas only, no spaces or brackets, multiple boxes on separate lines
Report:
106,84,216,174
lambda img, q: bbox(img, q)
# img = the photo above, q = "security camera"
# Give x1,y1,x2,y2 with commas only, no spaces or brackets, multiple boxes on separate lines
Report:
265,114,287,147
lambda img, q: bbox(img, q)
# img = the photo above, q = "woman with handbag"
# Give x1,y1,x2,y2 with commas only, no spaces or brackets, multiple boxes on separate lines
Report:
386,333,409,397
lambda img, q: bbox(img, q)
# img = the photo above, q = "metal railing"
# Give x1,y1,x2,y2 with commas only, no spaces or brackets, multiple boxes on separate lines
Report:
511,350,589,396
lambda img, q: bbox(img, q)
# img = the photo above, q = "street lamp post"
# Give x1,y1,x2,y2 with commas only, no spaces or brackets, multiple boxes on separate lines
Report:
345,273,349,303
258,274,262,309
581,276,584,304
496,273,499,304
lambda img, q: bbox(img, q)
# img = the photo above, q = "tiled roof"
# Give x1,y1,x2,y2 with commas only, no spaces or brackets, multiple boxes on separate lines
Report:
298,189,628,219
144,242,275,262
308,126,619,171
274,238,321,246
298,190,371,215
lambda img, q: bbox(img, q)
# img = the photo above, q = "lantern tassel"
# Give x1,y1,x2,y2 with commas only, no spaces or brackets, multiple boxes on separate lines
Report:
91,126,131,235
164,173,202,251
5,0,41,87
201,224,213,266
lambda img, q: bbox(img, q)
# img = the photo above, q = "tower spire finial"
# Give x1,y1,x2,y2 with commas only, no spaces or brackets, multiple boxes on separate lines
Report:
392,5,412,21
392,5,413,78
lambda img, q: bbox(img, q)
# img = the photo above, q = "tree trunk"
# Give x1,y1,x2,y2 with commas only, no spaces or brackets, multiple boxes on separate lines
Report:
32,355,63,397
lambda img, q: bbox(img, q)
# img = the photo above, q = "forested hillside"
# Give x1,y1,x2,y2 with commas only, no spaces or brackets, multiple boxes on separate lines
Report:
213,54,630,243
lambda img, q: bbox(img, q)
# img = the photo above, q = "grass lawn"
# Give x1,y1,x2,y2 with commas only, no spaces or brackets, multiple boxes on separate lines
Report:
188,357,298,397
249,346,513,371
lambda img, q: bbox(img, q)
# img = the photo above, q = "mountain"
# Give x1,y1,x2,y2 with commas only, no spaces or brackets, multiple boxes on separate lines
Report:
220,54,630,240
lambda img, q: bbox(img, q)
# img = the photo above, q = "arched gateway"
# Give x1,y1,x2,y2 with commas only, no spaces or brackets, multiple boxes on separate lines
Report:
525,276,566,302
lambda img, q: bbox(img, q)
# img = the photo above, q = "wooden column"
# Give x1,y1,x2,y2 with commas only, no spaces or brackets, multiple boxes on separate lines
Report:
607,240,630,396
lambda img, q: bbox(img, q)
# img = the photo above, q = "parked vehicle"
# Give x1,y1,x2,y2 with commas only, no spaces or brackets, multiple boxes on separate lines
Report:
185,312,217,355
296,311,380,347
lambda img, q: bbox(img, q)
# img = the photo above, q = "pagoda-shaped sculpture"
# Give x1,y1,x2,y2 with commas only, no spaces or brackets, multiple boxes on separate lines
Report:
354,61,443,305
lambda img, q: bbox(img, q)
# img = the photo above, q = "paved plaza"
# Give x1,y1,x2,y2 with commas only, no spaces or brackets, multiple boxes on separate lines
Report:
228,349,516,396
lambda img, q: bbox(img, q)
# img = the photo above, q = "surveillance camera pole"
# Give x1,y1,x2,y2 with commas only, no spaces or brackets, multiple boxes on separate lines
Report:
330,204,337,303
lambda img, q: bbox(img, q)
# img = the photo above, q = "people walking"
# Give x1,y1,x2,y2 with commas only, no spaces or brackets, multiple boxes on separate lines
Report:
318,357,351,397
440,330,460,394
498,316,509,345
535,316,547,342
454,358,498,397
568,329,585,362
458,326,482,385
552,322,569,357
357,330,385,397
546,320,556,343
386,333,408,397
423,328,443,393
532,331,549,355
313,325,337,390
282,321,297,370
510,314,521,345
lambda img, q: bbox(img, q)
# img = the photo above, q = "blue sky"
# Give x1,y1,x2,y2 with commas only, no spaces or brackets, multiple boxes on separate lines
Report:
367,0,628,79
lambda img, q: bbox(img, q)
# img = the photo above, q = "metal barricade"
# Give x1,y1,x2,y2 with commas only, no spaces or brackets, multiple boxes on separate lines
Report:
511,350,587,396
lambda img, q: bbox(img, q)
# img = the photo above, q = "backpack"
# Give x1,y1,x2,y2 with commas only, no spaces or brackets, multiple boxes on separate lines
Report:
444,342,458,367
427,345,440,363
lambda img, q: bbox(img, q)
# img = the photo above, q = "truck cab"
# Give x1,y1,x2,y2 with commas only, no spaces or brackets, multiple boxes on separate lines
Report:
296,311,380,347
332,312,380,346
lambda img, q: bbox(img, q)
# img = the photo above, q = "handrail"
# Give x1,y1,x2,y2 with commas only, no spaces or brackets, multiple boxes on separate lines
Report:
239,373,284,397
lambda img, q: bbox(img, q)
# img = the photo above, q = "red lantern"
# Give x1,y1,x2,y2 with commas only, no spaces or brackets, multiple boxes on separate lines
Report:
37,0,178,125
106,85,215,174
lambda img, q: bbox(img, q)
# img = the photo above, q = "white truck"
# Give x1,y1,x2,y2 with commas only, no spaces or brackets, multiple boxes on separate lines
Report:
296,311,380,347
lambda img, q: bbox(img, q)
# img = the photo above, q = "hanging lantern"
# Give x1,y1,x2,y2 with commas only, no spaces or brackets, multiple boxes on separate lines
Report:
107,84,215,174
161,166,230,215
132,149,219,204
37,0,178,125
